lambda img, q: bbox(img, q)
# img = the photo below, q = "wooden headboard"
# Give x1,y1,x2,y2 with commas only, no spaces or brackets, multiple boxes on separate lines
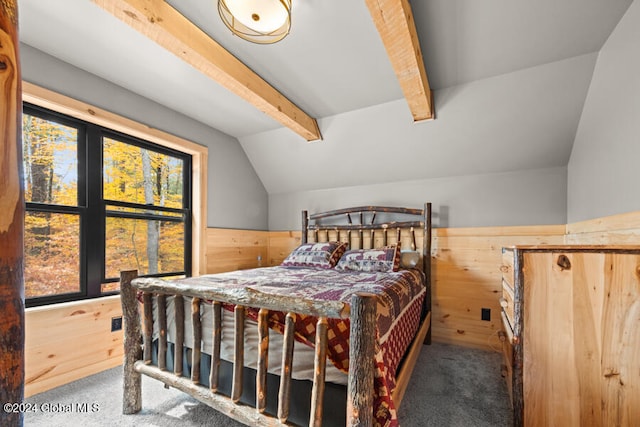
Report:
301,203,432,280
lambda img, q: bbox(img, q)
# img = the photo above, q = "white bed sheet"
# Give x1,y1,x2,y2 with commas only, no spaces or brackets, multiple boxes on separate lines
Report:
152,296,349,385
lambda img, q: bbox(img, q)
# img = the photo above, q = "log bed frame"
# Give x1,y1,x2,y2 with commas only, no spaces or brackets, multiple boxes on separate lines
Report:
120,204,432,426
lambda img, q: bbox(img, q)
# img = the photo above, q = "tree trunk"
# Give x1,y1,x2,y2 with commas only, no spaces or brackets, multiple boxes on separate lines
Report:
141,149,158,274
0,2,25,426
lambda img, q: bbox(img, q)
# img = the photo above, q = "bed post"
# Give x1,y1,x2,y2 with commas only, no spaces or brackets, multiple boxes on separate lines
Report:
347,293,377,426
423,202,432,344
120,270,142,414
301,210,308,244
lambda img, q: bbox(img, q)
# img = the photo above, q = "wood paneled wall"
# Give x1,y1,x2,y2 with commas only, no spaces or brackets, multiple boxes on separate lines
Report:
206,228,270,272
566,210,640,244
268,231,302,265
431,225,566,350
25,296,123,397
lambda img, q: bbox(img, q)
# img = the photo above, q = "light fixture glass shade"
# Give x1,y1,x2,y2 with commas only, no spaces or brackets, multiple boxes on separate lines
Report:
218,0,292,44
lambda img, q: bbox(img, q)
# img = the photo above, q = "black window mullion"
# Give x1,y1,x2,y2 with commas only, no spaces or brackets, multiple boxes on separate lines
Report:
85,124,104,298
104,198,186,215
105,211,185,223
183,154,192,277
77,124,88,299
25,203,82,215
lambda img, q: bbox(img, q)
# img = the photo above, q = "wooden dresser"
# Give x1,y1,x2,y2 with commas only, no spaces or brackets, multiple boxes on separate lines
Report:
499,245,640,427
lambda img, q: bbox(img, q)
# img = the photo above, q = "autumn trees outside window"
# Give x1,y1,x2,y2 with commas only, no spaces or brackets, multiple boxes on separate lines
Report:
23,103,192,307
23,108,81,301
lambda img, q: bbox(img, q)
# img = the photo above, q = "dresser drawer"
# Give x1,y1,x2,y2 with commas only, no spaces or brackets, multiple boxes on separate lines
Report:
500,279,515,332
501,248,515,289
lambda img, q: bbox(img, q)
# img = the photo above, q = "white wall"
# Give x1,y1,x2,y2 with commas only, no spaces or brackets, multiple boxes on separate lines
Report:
269,166,567,230
20,44,269,230
568,0,640,222
255,53,599,230
241,53,596,197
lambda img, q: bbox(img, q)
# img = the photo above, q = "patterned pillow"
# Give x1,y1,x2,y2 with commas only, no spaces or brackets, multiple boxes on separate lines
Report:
281,241,348,269
335,245,400,272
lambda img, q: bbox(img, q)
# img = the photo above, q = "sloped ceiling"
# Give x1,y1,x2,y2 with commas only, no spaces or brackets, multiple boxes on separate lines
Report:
18,0,633,194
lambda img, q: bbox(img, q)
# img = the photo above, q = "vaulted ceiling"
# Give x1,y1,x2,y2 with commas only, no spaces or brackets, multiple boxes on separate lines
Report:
19,0,633,194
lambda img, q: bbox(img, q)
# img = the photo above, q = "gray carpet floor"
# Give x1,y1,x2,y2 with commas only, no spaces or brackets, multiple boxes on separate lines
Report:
24,342,512,426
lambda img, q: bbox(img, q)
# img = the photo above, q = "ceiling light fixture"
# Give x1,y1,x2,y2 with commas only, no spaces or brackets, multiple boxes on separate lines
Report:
218,0,292,44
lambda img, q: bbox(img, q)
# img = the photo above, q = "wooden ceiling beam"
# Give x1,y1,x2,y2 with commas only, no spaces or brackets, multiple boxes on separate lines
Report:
365,0,435,121
93,0,322,141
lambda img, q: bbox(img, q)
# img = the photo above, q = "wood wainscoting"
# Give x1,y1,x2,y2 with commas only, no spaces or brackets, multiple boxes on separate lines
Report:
206,228,270,273
267,231,303,265
25,296,123,397
205,228,303,271
206,214,640,352
566,210,640,244
431,225,566,350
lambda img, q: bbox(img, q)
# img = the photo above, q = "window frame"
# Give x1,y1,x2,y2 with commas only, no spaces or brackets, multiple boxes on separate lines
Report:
23,104,88,304
23,83,207,307
100,128,193,285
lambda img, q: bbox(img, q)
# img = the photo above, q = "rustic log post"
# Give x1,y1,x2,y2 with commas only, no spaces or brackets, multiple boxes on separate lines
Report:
232,305,245,403
310,317,328,427
256,308,269,413
358,213,364,249
0,3,24,426
423,202,432,344
120,270,142,414
410,227,416,251
347,293,377,427
157,294,167,371
191,298,202,384
277,312,295,423
174,294,184,376
142,292,153,364
209,301,222,392
301,210,308,244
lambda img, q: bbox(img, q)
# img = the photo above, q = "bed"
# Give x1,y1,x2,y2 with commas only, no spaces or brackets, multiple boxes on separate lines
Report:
119,204,432,426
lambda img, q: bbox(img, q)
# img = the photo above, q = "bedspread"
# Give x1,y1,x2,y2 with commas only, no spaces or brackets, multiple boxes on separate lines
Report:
146,266,426,427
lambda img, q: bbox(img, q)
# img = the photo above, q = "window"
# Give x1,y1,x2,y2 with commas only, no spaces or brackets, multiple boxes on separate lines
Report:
23,109,83,300
23,103,192,307
101,135,191,290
